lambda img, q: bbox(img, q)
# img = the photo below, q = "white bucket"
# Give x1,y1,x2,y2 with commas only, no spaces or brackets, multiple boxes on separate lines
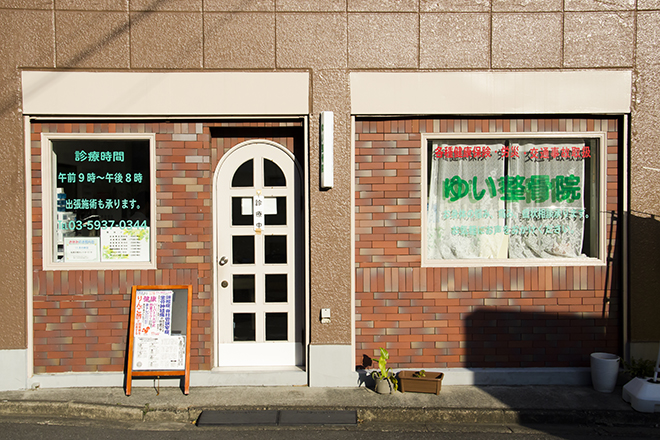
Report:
590,352,620,393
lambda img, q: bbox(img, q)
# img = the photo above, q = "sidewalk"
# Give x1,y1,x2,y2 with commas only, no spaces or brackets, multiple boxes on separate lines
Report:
1,385,658,426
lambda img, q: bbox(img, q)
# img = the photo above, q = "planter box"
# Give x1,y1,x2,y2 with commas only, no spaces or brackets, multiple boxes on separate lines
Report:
398,371,444,395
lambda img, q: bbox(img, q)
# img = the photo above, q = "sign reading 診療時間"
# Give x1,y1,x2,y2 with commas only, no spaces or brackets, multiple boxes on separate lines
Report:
51,139,150,263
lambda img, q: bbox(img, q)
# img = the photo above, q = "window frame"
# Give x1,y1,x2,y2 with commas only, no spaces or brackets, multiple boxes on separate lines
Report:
40,133,157,271
421,131,608,267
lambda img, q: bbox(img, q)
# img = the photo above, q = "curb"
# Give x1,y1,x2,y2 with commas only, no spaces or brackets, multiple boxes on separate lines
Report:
0,400,197,423
1,401,659,427
0,400,144,422
357,407,660,426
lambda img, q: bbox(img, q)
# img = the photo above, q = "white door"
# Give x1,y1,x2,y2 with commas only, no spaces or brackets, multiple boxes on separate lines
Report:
215,140,303,367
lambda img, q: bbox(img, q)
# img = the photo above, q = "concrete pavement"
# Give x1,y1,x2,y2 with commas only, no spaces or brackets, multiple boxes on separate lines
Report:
1,384,659,427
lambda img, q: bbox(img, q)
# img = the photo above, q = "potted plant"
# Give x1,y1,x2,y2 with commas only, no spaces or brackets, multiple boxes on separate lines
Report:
398,369,444,395
371,347,398,394
622,357,655,380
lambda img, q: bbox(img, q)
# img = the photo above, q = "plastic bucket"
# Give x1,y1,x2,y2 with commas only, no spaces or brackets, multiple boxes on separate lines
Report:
590,352,620,393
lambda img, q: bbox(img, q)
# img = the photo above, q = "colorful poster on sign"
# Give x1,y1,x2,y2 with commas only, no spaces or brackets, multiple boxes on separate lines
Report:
134,291,173,337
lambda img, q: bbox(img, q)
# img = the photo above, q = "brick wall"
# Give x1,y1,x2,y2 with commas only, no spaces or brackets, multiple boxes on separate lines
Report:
30,120,301,374
355,118,621,369
28,116,621,373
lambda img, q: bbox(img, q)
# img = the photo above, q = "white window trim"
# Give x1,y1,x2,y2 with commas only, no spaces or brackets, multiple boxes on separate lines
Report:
40,133,157,271
421,131,608,268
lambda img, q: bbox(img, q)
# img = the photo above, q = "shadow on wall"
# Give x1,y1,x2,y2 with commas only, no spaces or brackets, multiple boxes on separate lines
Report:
2,0,169,117
629,212,660,342
463,308,619,371
2,0,259,118
461,210,623,381
356,305,619,387
356,302,621,389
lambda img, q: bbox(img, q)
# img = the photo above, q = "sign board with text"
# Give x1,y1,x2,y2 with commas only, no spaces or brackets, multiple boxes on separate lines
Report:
126,285,192,395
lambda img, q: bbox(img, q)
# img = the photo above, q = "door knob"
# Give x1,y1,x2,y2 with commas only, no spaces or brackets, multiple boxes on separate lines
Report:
219,256,228,266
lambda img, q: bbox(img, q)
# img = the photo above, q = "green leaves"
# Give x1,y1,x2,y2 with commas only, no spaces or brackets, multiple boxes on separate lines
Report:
378,347,389,378
374,347,398,391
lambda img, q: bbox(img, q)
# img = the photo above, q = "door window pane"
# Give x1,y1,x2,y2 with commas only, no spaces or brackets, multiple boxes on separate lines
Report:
232,159,253,187
265,274,287,303
264,235,287,264
232,235,254,264
232,197,253,226
266,312,288,341
233,313,255,341
233,274,255,303
264,159,286,187
264,197,286,226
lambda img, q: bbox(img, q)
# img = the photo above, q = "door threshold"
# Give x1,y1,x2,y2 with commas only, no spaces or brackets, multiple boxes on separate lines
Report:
212,366,305,372
192,368,307,387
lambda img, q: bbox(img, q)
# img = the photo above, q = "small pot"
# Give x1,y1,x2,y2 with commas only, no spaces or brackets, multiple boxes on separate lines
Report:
374,377,392,394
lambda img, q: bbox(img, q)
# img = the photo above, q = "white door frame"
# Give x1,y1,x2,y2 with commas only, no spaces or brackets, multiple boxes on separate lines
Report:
212,139,305,369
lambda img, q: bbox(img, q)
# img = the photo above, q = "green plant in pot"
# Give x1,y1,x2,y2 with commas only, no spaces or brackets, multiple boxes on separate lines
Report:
371,347,398,394
623,357,655,379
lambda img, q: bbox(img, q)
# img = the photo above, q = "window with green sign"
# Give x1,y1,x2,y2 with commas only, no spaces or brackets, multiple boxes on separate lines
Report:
41,134,156,270
423,133,605,265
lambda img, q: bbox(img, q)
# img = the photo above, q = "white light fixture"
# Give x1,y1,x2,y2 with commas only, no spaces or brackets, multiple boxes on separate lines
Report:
320,308,331,324
320,111,334,188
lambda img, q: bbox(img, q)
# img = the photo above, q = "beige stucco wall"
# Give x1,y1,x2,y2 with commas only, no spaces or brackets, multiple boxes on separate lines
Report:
0,6,54,348
2,1,660,350
630,8,660,342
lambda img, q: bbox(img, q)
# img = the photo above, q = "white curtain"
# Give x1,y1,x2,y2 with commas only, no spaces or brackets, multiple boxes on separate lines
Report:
427,142,506,259
427,140,587,260
507,140,586,258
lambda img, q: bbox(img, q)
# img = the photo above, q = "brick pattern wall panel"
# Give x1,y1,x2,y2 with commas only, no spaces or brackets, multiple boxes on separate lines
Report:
32,268,198,372
355,117,621,369
30,120,302,374
29,122,212,373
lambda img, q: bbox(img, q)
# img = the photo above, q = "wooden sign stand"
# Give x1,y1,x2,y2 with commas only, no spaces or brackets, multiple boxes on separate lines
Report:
125,285,192,396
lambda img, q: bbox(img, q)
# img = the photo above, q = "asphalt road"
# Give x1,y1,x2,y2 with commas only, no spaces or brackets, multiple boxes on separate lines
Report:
0,416,658,440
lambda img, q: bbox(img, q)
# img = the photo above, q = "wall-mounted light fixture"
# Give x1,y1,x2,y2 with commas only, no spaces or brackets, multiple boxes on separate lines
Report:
320,111,334,189
320,308,331,324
